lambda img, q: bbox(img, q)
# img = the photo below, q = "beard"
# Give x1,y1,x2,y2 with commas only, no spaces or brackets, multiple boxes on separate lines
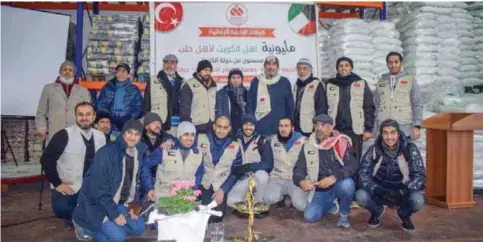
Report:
277,131,293,143
298,74,311,81
164,69,175,77
264,70,278,79
77,121,92,130
60,76,74,84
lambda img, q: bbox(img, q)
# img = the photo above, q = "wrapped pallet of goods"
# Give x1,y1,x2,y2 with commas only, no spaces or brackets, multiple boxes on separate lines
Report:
86,15,140,79
317,27,331,79
137,14,150,82
368,21,403,79
469,3,483,82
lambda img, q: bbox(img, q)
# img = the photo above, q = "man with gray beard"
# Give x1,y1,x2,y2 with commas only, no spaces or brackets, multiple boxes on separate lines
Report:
36,61,91,142
293,58,328,137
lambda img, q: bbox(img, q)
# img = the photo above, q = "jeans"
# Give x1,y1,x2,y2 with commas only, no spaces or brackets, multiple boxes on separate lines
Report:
85,205,145,242
263,177,309,211
51,189,78,224
304,178,355,223
356,189,425,218
227,170,269,207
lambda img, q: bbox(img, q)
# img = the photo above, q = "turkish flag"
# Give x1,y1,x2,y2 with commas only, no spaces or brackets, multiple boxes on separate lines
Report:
154,2,183,32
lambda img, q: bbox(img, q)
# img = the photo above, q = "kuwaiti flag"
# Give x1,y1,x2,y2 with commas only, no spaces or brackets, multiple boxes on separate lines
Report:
288,4,316,36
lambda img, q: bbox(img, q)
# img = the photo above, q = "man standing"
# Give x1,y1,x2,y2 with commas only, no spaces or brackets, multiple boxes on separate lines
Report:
293,58,328,137
199,116,242,223
247,56,294,136
36,61,91,142
227,114,273,218
263,118,307,212
94,112,114,143
179,60,217,144
215,68,247,134
142,121,204,201
326,57,375,161
143,54,184,136
374,52,423,140
95,63,143,135
293,114,358,227
40,102,106,227
73,120,147,242
356,119,426,231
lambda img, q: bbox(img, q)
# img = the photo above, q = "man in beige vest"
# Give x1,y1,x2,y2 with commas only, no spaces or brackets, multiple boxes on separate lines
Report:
179,60,217,146
293,114,358,227
263,117,308,211
199,116,242,223
326,57,375,161
142,121,203,202
374,52,423,140
36,61,91,142
293,58,328,137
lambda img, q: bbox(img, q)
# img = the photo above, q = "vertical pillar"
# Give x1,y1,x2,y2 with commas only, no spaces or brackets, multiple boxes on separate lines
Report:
75,2,84,79
380,2,387,20
359,8,364,19
93,2,99,15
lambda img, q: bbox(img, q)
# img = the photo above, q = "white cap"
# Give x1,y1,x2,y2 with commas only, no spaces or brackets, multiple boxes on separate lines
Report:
177,121,196,138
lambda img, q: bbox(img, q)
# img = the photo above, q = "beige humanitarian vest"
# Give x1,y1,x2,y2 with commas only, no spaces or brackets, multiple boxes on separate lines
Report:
155,148,202,198
270,135,306,180
183,78,216,126
326,80,365,135
255,74,281,120
149,76,169,123
200,141,240,191
376,75,413,125
293,79,321,134
239,136,261,165
372,148,410,184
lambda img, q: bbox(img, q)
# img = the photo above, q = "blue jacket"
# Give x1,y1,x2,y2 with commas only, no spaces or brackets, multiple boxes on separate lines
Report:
203,132,242,193
247,76,294,135
215,85,247,134
95,79,144,132
141,140,204,191
72,137,148,232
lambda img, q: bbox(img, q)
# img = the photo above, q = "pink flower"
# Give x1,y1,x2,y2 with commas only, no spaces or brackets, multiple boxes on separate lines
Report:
193,190,202,196
170,188,178,196
189,181,196,187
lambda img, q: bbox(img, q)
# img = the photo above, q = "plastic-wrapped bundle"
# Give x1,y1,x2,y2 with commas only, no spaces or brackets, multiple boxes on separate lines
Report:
470,2,483,84
87,15,140,76
137,14,150,76
317,27,331,79
326,19,375,85
369,21,403,79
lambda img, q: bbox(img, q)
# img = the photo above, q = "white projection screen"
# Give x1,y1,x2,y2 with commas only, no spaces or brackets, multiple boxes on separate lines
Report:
1,6,70,117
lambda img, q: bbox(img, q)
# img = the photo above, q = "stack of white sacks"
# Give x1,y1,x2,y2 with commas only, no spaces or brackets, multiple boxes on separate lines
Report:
369,21,403,79
469,3,483,81
326,19,376,86
317,27,331,79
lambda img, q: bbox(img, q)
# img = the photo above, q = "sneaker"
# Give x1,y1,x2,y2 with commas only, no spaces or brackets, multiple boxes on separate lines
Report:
397,212,415,232
328,200,339,215
337,214,350,228
72,219,92,241
368,206,385,227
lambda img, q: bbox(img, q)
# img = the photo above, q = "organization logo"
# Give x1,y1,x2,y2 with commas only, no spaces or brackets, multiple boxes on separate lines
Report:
154,2,183,32
226,3,248,26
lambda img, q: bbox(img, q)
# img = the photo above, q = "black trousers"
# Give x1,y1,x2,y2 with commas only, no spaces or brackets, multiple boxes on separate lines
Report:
340,129,363,162
201,186,227,223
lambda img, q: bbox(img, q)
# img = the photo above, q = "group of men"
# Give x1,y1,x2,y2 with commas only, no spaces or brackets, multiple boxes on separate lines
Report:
36,51,426,242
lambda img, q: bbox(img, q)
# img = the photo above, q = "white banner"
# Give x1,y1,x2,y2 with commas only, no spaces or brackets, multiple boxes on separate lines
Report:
151,2,318,86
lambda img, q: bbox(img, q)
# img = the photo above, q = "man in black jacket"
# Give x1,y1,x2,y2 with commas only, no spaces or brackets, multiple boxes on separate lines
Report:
356,119,426,232
94,112,114,143
293,114,358,227
142,54,184,135
142,112,173,156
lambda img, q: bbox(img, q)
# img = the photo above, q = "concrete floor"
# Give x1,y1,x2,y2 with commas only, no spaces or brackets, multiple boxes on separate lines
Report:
2,182,483,242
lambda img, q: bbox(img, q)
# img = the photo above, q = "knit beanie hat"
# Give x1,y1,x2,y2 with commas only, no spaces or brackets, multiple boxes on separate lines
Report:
241,114,257,127
197,60,213,73
59,61,76,74
122,120,143,135
143,112,162,126
228,68,243,81
313,114,333,126
264,55,279,67
336,56,354,70
297,58,312,69
95,112,110,124
177,121,196,138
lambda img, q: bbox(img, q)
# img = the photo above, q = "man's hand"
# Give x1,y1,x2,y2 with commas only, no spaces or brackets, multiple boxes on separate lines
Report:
114,214,127,226
147,189,155,201
412,127,421,140
160,139,174,151
299,180,314,191
212,189,225,204
39,130,47,140
363,131,373,141
317,176,337,189
128,209,138,220
55,183,75,196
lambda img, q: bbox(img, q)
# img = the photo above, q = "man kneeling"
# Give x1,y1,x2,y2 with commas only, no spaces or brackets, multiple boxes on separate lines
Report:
293,114,358,227
73,120,147,242
356,119,426,232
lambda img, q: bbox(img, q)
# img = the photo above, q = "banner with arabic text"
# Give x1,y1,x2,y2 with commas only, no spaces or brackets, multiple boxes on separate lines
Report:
152,2,318,86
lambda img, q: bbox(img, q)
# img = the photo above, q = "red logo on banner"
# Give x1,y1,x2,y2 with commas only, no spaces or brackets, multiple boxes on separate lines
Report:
154,2,183,32
226,3,248,26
